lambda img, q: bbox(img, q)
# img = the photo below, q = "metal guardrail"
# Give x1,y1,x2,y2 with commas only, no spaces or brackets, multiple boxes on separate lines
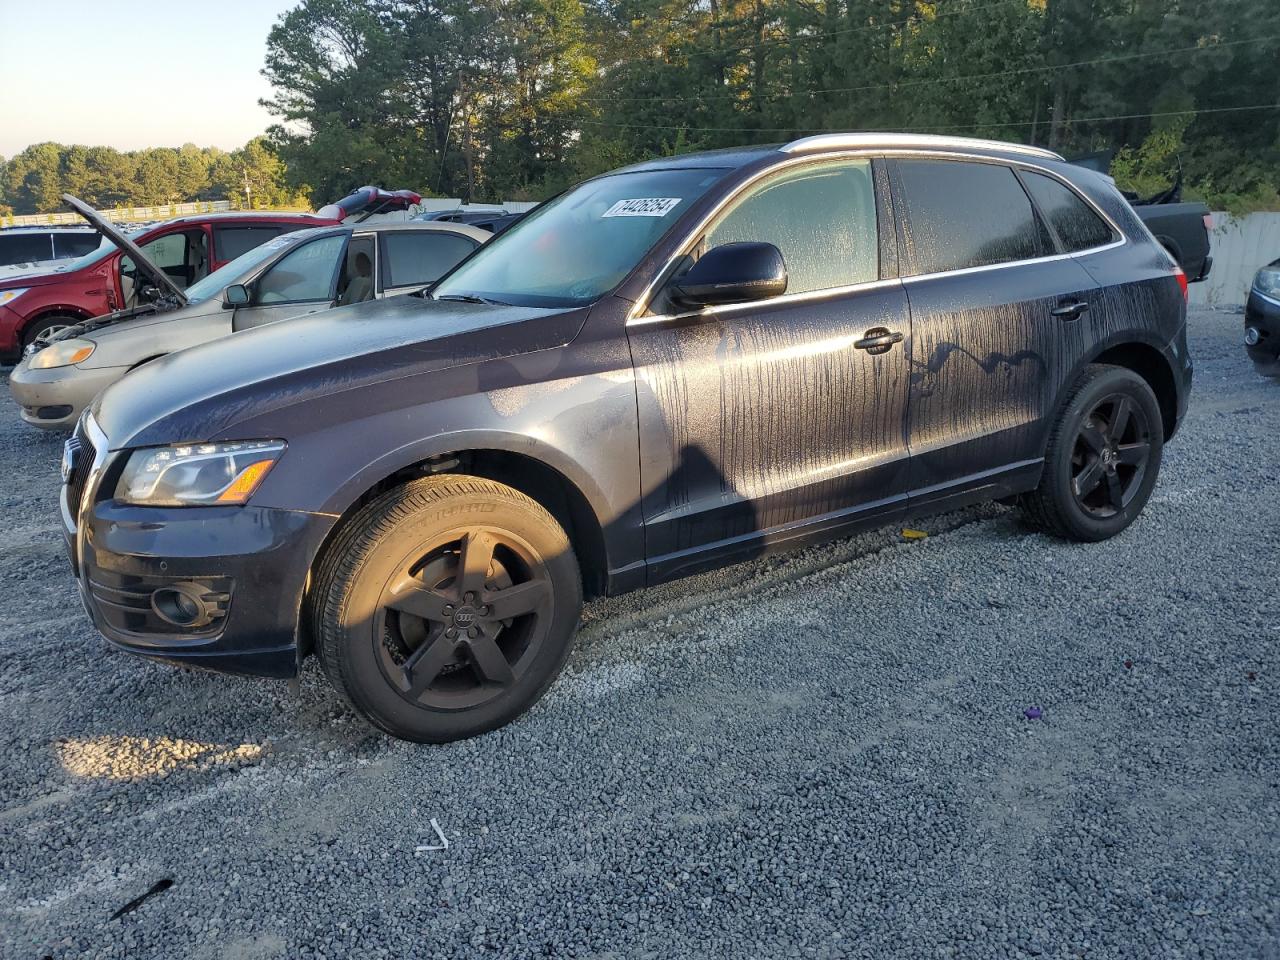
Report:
1,197,537,229
1,200,235,228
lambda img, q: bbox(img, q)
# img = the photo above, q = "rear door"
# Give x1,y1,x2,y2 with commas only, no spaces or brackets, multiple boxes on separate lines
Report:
890,157,1103,506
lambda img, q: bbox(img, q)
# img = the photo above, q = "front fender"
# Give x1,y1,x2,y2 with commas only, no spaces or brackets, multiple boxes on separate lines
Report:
238,332,646,590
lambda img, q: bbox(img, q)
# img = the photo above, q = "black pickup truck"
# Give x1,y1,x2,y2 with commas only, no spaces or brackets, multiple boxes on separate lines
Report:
1071,153,1213,282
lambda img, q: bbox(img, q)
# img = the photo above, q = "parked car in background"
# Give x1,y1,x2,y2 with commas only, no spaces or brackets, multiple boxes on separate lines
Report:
64,133,1190,743
1069,152,1212,283
1132,200,1213,283
1244,258,1280,376
10,212,488,429
0,227,100,269
0,202,335,359
416,208,529,234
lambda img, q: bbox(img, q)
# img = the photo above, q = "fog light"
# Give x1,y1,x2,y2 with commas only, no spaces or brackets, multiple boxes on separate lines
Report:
151,584,212,628
1244,327,1261,346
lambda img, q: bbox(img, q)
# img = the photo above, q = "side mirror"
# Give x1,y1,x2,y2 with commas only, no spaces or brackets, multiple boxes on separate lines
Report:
224,284,250,307
669,241,787,308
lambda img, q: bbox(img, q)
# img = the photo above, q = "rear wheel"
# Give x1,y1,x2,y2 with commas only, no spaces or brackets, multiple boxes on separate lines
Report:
23,314,78,348
1019,364,1163,542
311,475,582,742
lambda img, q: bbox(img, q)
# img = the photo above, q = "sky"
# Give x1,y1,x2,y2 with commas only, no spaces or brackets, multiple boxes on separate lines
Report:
0,0,299,158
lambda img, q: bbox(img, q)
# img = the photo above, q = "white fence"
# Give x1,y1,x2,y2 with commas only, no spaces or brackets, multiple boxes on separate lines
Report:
1,197,538,229
1189,212,1280,307
2,200,235,228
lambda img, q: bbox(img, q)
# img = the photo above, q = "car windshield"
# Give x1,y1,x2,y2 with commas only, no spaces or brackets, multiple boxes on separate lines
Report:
51,230,145,273
431,167,729,308
184,234,306,303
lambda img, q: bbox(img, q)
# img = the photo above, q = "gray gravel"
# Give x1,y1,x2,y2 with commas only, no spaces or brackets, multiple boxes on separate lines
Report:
1,306,1277,960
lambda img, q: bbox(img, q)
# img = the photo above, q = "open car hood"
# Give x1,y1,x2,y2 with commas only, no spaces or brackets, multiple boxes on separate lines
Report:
62,194,189,307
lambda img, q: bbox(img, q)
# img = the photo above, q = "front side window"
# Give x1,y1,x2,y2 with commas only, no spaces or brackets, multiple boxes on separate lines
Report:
703,159,878,295
382,231,478,289
895,159,1048,275
255,234,346,304
432,167,728,308
1022,171,1115,252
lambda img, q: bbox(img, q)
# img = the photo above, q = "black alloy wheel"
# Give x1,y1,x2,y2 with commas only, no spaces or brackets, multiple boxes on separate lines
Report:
375,527,552,710
1019,363,1165,542
1069,393,1153,519
312,475,582,743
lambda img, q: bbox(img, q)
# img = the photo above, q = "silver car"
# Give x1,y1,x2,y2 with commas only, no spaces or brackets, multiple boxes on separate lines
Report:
9,215,488,430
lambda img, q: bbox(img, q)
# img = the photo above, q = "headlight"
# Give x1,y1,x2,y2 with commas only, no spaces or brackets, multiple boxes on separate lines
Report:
0,288,30,308
28,338,95,369
1255,267,1280,300
115,440,286,506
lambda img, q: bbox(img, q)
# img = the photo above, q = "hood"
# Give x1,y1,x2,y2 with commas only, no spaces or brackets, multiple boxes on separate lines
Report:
29,302,162,353
0,258,99,289
62,194,188,306
0,261,66,283
93,294,588,448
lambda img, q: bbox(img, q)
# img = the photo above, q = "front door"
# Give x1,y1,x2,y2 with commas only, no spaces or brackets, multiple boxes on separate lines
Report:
890,157,1104,506
231,233,348,331
628,157,912,583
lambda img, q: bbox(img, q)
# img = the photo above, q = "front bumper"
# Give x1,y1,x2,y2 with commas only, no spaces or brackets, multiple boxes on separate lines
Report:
1245,288,1280,374
10,360,127,430
63,417,335,678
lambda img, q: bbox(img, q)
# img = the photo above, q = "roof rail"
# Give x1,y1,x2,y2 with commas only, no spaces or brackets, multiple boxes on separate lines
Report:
780,132,1064,161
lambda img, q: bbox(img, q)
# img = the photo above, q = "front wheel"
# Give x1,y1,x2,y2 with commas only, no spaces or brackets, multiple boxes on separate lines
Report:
1019,364,1164,542
311,475,582,742
23,315,78,348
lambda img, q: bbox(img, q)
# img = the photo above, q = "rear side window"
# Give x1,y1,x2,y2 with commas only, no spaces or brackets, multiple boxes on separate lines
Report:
381,231,478,288
53,233,99,259
895,160,1047,275
1021,171,1115,252
0,233,52,265
215,226,285,262
705,159,878,294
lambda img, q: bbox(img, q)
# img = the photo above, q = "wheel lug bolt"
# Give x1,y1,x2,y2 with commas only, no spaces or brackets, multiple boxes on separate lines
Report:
464,591,476,603
443,605,454,615
446,628,457,639
467,627,478,638
479,605,490,616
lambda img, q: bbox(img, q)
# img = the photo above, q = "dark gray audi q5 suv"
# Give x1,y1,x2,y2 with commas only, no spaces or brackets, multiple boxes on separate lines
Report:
61,133,1192,742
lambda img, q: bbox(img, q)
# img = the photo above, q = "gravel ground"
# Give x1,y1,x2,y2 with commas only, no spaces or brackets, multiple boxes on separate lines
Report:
0,306,1276,960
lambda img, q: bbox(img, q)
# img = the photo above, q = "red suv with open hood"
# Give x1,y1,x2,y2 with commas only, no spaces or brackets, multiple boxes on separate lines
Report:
0,186,425,361
0,210,334,360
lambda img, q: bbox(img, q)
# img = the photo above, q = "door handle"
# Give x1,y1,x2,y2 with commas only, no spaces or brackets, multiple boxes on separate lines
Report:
1051,300,1089,320
854,328,905,354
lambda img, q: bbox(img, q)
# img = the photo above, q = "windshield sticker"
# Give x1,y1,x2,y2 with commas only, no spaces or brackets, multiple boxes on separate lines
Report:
602,197,682,218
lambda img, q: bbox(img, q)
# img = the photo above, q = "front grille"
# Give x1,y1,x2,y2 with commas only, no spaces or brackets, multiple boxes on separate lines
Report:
64,425,95,527
87,571,233,638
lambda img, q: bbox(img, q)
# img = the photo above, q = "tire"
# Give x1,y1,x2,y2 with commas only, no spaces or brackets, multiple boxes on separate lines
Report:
1019,364,1164,542
23,314,79,348
310,475,582,742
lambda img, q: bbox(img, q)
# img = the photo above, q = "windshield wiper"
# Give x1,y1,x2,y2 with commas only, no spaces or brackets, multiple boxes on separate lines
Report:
433,293,510,306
